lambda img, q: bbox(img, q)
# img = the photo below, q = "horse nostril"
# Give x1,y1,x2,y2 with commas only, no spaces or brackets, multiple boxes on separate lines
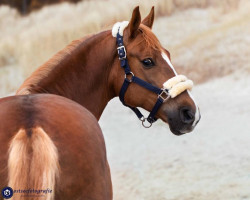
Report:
180,107,195,124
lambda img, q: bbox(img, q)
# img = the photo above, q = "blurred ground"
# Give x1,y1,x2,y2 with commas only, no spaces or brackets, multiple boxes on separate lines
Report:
1,0,250,199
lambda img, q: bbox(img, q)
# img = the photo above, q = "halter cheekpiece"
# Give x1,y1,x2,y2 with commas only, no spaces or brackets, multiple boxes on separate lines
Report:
113,22,193,128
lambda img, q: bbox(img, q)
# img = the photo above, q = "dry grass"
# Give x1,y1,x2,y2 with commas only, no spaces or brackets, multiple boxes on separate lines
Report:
155,0,250,83
0,0,247,96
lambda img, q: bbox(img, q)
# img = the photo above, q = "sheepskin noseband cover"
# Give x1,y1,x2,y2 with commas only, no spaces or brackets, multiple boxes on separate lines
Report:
163,75,193,98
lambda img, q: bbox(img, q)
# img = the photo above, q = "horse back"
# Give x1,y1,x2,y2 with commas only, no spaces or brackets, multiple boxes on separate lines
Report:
0,94,112,200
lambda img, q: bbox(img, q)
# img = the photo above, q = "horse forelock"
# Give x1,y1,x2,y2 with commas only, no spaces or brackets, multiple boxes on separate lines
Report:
112,21,162,51
138,24,162,51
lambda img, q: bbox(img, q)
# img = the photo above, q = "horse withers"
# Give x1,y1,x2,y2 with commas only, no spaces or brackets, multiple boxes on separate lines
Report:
0,6,200,200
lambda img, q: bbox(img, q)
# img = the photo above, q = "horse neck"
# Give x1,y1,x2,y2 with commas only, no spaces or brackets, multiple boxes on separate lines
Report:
18,31,117,120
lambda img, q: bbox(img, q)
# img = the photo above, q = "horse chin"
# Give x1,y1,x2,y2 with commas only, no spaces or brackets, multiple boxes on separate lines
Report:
159,114,193,136
169,125,194,136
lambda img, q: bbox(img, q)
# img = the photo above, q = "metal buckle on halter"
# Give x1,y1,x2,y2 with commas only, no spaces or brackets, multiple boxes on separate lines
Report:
117,46,127,60
158,90,170,102
125,72,134,83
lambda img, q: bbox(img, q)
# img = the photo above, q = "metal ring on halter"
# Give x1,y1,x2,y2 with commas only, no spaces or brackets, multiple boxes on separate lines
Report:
158,89,170,102
125,72,134,83
140,116,152,128
139,116,145,122
142,119,152,128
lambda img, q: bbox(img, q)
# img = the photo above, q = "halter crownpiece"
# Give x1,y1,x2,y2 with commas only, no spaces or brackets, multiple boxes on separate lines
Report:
112,21,129,37
112,22,194,128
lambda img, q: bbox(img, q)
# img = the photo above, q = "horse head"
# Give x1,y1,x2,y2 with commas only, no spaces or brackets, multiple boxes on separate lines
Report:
111,7,201,135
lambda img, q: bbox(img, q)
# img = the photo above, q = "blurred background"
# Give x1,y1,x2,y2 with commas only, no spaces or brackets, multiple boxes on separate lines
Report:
0,0,250,199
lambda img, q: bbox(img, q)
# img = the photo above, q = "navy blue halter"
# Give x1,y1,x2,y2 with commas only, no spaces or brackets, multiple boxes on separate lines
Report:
116,30,170,128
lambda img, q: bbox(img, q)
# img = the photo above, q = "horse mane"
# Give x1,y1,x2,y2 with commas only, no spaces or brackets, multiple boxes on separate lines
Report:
17,34,93,95
17,25,162,95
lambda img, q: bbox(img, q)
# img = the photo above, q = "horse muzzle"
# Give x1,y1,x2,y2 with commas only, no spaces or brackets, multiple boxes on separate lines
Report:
163,105,201,136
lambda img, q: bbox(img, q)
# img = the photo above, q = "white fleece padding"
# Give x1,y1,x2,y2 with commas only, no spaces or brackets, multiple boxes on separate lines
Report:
163,75,187,90
168,80,193,98
163,75,193,98
112,21,129,37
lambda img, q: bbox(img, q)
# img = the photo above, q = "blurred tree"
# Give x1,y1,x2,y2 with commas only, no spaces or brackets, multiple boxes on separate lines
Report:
0,0,82,14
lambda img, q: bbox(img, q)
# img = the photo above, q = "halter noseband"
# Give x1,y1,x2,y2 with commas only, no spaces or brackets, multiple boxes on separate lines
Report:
114,23,193,128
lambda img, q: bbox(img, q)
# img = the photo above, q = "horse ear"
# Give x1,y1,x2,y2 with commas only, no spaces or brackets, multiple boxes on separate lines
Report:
128,6,141,38
142,6,154,29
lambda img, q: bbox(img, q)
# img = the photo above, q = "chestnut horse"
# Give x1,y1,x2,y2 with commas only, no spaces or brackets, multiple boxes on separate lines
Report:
0,7,200,200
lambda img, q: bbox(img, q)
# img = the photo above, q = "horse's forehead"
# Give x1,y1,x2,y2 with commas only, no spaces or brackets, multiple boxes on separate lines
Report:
138,25,162,51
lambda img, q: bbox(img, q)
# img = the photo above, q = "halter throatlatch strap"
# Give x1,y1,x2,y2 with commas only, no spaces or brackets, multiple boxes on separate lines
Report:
113,21,193,128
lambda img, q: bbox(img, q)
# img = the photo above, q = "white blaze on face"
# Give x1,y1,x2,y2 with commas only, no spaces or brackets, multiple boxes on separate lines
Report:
161,51,200,127
161,52,178,76
187,91,200,126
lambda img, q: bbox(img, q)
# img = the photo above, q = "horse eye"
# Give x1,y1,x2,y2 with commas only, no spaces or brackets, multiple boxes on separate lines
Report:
142,58,155,68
